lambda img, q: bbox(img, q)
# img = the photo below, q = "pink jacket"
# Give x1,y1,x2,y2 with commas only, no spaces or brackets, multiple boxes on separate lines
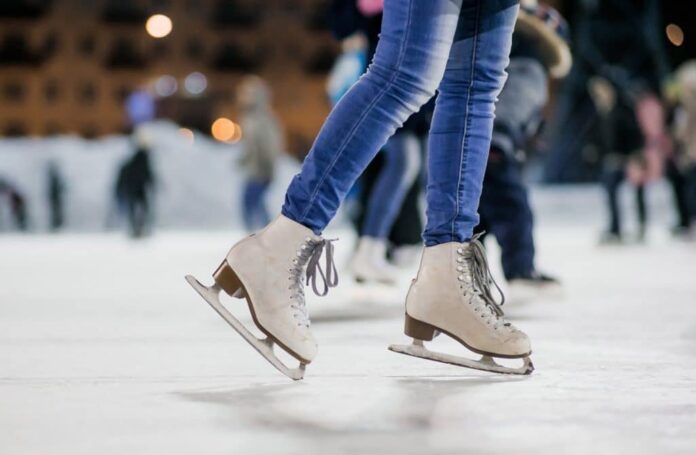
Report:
357,0,383,17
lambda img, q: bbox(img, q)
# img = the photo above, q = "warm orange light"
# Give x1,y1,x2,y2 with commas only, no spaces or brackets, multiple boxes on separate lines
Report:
146,14,173,38
211,118,237,142
229,123,243,144
666,24,684,47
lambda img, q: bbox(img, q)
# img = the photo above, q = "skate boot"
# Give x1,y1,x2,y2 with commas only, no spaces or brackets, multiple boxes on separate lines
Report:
389,236,533,375
349,236,400,285
185,215,338,380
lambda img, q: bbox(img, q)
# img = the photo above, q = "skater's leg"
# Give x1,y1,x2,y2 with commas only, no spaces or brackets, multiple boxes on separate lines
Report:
603,167,623,236
478,149,535,280
389,133,429,250
259,181,271,226
395,1,533,372
351,131,421,283
242,179,266,231
127,199,137,236
130,199,146,238
388,146,427,267
190,0,472,377
636,183,647,237
282,0,464,234
665,158,691,229
362,132,422,239
241,180,255,231
389,174,425,246
424,0,519,246
257,180,271,227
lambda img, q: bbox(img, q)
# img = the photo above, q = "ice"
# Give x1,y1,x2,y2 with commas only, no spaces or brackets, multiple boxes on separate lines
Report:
1,186,696,455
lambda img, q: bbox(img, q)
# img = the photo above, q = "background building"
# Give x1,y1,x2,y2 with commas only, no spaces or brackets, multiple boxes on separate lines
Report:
0,0,339,154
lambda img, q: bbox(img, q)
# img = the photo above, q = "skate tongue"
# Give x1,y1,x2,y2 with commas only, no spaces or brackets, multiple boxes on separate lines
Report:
305,238,339,297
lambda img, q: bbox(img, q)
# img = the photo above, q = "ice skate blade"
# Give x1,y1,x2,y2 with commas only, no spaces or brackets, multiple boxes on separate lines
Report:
185,275,306,381
388,340,534,376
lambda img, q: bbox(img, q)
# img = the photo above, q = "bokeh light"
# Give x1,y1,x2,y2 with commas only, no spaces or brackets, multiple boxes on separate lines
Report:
229,123,243,143
666,23,684,46
211,118,242,143
145,14,173,39
184,72,207,96
211,118,235,142
154,75,178,97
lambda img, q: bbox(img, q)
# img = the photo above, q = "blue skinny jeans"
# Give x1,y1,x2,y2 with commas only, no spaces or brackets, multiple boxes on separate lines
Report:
242,178,271,231
282,0,519,245
362,131,422,239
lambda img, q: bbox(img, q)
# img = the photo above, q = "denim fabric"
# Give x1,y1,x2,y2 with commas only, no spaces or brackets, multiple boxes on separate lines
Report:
476,149,535,279
362,131,422,238
282,0,519,245
242,178,271,231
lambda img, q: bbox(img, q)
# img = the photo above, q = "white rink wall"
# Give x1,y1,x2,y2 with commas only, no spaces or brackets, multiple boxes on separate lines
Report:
0,121,300,232
0,121,682,235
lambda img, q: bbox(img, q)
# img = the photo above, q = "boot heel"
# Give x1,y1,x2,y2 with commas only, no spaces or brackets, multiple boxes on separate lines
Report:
213,261,243,297
404,313,437,341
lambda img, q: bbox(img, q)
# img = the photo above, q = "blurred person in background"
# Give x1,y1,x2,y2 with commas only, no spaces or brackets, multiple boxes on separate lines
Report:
46,162,65,232
635,94,691,239
475,1,570,297
589,77,650,243
111,87,158,238
328,0,427,285
544,0,670,185
548,0,672,243
237,76,284,232
0,178,28,232
115,130,155,238
672,61,696,233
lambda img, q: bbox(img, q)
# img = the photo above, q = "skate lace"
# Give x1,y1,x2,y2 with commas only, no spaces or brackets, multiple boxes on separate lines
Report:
457,234,511,330
288,237,339,327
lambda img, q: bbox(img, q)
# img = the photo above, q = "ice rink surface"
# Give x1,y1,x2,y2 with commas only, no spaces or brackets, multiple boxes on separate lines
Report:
1,186,696,454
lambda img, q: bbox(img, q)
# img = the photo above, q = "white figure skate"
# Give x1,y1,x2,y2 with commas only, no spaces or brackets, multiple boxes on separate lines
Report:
389,236,534,375
186,215,338,380
349,236,400,285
